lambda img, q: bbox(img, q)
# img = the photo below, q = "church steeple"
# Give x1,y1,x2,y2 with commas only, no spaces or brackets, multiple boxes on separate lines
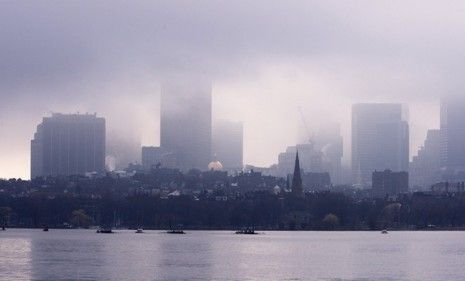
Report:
292,150,303,195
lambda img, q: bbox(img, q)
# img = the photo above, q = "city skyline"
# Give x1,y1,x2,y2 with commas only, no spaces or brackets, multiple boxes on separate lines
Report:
2,1,465,179
3,3,465,280
0,98,451,180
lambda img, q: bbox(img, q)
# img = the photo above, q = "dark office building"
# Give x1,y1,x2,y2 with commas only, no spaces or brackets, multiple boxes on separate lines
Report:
141,146,164,170
372,169,409,198
31,113,106,178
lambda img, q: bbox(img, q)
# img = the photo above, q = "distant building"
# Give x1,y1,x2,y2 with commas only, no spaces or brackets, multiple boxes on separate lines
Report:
302,172,331,191
232,170,282,192
352,103,409,187
212,120,243,172
31,113,106,178
431,182,465,193
291,152,303,196
440,97,465,181
372,170,409,198
277,143,322,177
141,146,164,171
410,129,441,189
160,77,212,171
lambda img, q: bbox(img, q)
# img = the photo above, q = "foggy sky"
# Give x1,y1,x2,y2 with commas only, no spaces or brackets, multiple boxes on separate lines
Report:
1,1,465,179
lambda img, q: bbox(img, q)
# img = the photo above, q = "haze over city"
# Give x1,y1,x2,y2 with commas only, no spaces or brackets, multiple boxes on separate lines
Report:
2,1,465,179
5,2,465,281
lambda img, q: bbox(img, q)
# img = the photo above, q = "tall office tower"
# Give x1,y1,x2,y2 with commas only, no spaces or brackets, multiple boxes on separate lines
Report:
160,77,212,171
410,129,441,189
31,113,106,178
440,97,465,180
212,120,243,172
352,104,409,187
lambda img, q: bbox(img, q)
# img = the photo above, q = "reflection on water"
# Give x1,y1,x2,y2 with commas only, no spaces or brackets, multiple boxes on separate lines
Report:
1,230,465,280
0,235,32,280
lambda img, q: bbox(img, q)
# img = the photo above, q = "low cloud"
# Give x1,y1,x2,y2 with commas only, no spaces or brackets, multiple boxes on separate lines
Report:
1,1,464,178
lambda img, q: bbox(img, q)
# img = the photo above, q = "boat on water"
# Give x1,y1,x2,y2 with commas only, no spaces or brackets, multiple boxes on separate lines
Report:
381,229,388,234
167,223,185,234
42,226,49,232
235,227,257,235
96,227,113,234
135,228,144,234
167,229,185,234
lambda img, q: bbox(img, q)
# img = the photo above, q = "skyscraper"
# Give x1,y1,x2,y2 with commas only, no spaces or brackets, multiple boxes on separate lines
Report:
31,113,106,178
352,103,409,187
212,119,243,172
440,97,465,180
410,129,441,189
160,77,212,171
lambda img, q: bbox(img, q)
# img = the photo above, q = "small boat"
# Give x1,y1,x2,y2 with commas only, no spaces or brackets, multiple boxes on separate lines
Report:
96,227,113,234
381,229,388,234
43,226,49,232
167,223,185,234
167,229,185,234
235,227,257,235
135,228,144,234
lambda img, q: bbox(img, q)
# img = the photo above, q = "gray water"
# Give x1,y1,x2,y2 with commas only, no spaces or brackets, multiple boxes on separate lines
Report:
1,230,465,281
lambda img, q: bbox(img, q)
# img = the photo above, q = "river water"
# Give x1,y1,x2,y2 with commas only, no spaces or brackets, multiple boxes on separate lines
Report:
1,229,464,280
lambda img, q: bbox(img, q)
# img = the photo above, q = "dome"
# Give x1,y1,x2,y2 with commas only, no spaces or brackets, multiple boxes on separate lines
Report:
208,161,224,171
